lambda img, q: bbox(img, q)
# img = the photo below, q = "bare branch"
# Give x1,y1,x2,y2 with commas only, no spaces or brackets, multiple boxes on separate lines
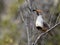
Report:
33,22,60,45
55,13,60,24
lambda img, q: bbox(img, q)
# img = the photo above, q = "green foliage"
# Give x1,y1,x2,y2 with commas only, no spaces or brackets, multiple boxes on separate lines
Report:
9,0,24,16
9,3,18,15
46,42,53,45
18,0,24,4
0,0,5,13
0,0,60,45
0,0,25,45
0,20,21,45
0,19,20,45
57,3,60,13
0,34,14,45
45,33,60,45
1,20,17,29
1,20,10,27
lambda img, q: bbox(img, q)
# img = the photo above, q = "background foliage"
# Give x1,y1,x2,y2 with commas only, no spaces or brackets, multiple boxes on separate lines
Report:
0,0,60,45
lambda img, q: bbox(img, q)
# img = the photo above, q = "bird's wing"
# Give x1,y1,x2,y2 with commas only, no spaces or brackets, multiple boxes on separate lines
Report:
43,22,50,29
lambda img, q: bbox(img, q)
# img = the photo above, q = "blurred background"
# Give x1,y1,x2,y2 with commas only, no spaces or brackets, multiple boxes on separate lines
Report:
0,0,60,45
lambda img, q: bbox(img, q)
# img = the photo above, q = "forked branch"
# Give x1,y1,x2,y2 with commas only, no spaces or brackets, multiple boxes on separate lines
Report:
33,22,60,45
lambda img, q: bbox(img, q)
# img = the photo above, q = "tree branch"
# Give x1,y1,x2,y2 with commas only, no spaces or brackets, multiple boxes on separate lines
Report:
55,13,60,24
33,22,60,45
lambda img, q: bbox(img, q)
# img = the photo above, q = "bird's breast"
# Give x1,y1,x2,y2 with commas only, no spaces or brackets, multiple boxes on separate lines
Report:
35,15,44,27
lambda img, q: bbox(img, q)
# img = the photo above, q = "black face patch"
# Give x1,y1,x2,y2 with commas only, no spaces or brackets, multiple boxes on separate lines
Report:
36,26,42,30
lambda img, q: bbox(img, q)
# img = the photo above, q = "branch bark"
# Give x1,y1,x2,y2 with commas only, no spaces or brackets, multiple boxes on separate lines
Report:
33,22,60,45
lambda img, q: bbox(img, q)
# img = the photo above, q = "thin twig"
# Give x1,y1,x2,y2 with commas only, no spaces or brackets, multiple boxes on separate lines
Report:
33,22,60,45
18,6,30,45
55,13,60,24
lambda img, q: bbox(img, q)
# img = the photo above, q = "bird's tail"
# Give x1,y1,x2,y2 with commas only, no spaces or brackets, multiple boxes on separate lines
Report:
42,29,53,36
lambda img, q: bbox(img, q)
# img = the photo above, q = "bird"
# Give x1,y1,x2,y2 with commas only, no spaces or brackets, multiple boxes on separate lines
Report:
33,9,52,36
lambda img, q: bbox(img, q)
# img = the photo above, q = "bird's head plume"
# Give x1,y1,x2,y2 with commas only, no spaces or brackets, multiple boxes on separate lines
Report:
33,9,43,15
33,9,43,13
